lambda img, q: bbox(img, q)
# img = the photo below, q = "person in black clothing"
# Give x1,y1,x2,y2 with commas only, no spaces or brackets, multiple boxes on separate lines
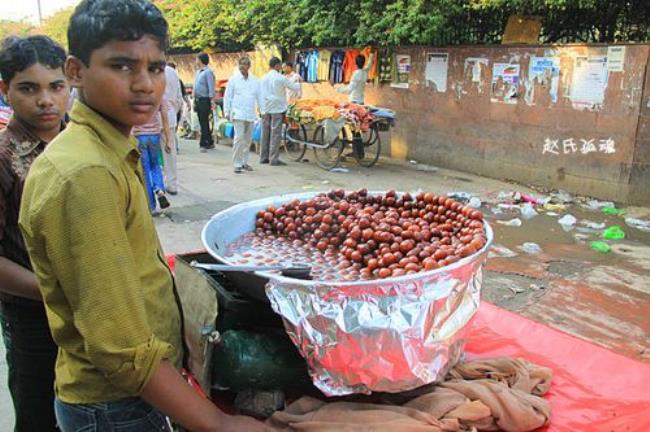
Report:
193,53,216,151
0,34,68,432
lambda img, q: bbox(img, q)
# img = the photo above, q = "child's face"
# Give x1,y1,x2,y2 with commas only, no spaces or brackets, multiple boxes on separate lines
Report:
1,63,68,139
67,35,166,135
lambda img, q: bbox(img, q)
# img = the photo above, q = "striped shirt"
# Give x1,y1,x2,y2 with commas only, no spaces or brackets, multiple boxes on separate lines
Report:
132,98,169,136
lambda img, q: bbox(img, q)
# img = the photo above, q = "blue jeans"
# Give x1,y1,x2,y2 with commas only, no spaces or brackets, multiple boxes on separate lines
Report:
55,397,170,432
136,134,166,212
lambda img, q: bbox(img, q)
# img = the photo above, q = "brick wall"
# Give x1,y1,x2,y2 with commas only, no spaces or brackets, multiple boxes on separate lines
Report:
171,44,650,204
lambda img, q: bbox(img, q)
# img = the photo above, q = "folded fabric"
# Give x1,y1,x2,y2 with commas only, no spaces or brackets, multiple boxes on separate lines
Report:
268,357,552,432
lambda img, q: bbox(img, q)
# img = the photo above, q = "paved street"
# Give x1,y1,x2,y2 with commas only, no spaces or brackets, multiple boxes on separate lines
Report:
2,137,649,427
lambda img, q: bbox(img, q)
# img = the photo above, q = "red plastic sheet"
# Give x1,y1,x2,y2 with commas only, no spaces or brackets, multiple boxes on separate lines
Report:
467,302,650,431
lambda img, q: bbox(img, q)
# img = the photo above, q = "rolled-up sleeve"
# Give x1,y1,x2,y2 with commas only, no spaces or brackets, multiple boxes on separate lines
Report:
28,166,173,395
207,70,216,99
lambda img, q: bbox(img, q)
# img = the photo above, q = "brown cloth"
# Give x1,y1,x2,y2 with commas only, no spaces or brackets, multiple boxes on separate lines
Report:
268,357,552,432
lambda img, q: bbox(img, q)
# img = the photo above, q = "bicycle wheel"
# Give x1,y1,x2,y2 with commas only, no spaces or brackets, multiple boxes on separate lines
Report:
312,125,344,170
283,124,307,161
355,123,381,167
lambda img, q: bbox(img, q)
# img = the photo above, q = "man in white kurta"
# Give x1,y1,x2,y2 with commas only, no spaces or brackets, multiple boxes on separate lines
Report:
224,57,263,173
259,57,301,166
163,64,184,193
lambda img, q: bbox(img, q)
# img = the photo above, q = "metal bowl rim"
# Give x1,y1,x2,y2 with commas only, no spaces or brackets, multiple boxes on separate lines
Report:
201,191,493,287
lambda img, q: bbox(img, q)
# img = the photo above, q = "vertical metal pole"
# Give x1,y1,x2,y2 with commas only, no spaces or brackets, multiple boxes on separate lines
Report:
37,0,43,26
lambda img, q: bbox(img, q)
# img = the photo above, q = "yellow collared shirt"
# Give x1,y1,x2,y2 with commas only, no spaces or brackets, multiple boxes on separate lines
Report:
19,100,182,403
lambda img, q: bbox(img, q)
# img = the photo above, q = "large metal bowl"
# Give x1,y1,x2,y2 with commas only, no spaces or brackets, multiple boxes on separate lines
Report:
202,191,493,396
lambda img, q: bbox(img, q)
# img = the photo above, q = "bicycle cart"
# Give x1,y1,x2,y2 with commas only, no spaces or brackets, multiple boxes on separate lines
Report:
282,101,396,170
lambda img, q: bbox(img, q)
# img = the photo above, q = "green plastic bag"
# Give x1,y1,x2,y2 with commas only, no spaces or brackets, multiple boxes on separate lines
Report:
602,207,626,216
590,241,611,253
212,330,311,391
602,225,625,240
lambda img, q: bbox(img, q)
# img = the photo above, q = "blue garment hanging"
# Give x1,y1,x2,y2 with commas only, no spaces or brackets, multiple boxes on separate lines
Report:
329,50,344,84
307,50,319,82
295,51,309,81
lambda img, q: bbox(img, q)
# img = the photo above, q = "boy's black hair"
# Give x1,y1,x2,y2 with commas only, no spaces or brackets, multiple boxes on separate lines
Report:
283,61,294,68
0,36,66,84
355,54,366,69
68,0,168,66
197,53,209,65
269,57,281,68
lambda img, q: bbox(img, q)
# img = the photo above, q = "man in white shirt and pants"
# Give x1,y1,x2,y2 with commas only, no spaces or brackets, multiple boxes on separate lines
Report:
163,64,184,194
224,57,263,174
336,53,374,159
336,53,374,104
259,57,301,166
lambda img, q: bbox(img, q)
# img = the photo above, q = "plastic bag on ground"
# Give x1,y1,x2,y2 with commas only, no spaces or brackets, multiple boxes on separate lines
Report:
550,190,573,204
579,220,606,230
602,207,626,216
468,197,482,209
519,242,542,254
590,241,611,253
520,203,538,220
584,199,615,211
558,214,577,231
602,225,626,240
497,218,522,227
625,217,650,232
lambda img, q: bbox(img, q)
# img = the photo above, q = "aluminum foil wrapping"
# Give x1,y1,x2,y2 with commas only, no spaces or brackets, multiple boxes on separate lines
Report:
202,192,492,396
265,253,486,396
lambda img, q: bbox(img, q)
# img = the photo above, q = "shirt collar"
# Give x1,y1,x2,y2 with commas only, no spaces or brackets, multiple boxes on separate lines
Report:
5,116,55,157
69,100,139,162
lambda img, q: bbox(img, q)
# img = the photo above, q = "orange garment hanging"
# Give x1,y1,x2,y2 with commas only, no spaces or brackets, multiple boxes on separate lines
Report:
361,46,378,80
342,48,360,83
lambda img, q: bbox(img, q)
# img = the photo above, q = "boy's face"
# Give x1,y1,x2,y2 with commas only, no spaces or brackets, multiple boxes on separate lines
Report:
282,64,293,74
0,63,68,139
66,35,166,135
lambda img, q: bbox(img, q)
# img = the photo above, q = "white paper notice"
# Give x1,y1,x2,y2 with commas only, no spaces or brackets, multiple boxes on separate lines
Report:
425,52,448,92
570,56,608,110
607,46,625,72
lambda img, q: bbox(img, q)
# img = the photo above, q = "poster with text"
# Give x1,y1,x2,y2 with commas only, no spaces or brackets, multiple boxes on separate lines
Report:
570,56,608,110
607,46,625,72
491,63,520,104
391,55,411,89
527,57,560,104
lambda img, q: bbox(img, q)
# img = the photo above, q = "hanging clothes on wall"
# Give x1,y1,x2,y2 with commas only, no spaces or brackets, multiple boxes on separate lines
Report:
342,48,361,83
329,50,345,84
360,46,378,80
307,49,320,83
318,49,332,81
295,51,309,81
378,46,394,84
